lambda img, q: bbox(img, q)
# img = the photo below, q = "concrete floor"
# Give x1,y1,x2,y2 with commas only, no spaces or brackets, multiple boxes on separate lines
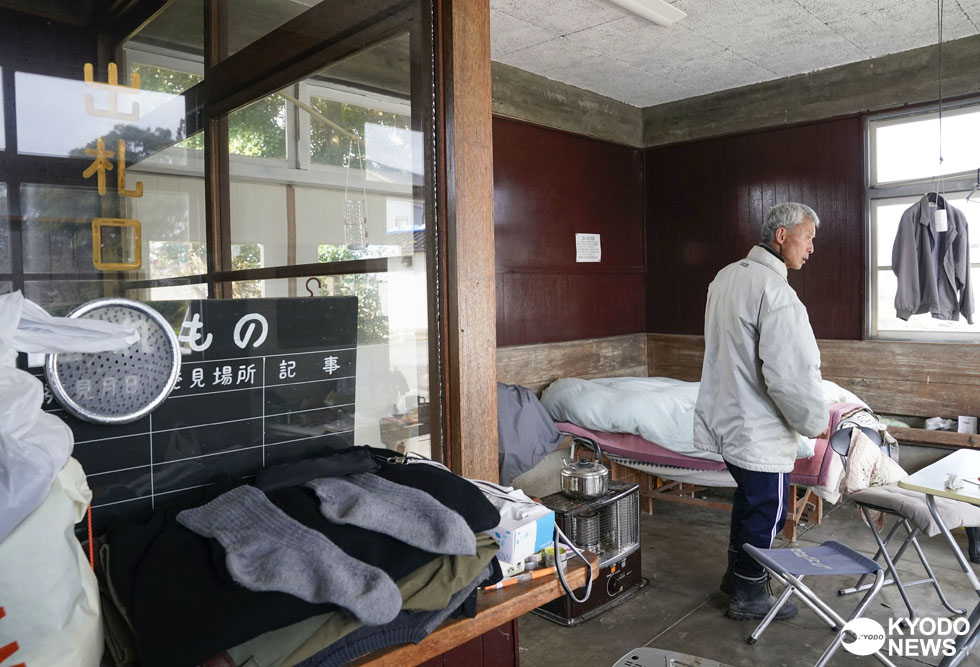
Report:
518,492,980,667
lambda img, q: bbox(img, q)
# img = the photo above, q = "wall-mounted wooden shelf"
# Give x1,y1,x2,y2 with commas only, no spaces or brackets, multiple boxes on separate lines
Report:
889,427,980,450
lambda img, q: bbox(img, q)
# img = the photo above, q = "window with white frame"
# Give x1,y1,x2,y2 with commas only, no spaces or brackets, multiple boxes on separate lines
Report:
868,102,980,340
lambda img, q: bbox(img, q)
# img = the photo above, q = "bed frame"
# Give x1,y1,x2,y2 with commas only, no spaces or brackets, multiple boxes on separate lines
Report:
496,332,980,541
497,334,824,540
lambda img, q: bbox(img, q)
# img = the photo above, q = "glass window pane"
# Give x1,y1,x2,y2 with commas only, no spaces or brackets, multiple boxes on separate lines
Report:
228,33,420,270
127,60,203,151
228,95,287,159
872,194,979,337
21,184,102,273
15,71,186,160
23,280,119,315
0,184,8,273
872,197,918,268
872,106,980,185
124,0,205,77
223,270,431,458
0,67,5,151
874,194,979,268
309,95,413,181
132,0,330,61
4,0,439,523
225,0,326,58
876,268,979,336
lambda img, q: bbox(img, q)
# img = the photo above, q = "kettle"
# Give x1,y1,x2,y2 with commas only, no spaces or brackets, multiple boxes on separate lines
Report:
560,437,609,500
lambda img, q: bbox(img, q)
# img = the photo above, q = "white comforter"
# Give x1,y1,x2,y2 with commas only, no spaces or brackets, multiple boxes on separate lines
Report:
540,376,866,462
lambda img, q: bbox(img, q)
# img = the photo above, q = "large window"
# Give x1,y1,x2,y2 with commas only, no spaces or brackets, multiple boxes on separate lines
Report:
867,102,980,340
2,0,438,529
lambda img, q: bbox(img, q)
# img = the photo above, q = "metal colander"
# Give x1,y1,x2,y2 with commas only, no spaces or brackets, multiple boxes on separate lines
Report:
44,298,180,424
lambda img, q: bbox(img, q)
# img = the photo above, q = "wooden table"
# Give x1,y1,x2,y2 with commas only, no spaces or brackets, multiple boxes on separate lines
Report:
352,552,600,667
899,449,980,667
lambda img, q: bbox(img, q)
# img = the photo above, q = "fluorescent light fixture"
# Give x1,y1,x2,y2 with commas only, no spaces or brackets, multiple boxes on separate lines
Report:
607,0,687,26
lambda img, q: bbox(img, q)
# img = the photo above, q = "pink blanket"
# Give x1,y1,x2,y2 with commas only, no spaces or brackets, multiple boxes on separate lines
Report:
557,402,862,488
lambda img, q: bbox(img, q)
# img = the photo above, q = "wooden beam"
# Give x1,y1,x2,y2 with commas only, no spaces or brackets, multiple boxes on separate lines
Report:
203,0,231,299
889,427,980,450
203,0,414,119
93,0,172,45
438,0,497,481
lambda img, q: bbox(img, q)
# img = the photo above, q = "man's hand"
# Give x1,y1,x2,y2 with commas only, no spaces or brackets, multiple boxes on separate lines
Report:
815,427,830,440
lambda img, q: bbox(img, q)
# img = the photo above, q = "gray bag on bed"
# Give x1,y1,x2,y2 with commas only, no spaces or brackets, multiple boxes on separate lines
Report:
497,382,564,486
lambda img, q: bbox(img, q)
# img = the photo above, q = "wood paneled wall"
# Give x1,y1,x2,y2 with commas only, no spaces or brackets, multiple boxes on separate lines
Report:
647,333,980,420
644,117,866,340
497,333,647,394
493,117,645,346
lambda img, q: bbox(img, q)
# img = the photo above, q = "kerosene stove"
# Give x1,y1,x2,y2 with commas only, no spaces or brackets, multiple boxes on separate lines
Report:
534,480,646,625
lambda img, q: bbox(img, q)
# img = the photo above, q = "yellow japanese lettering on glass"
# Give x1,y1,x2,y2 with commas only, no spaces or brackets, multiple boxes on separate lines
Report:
83,62,141,121
82,137,114,196
116,139,143,198
92,218,142,271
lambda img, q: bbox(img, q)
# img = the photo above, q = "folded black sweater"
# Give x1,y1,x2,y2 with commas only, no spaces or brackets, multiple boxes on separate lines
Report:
106,451,499,667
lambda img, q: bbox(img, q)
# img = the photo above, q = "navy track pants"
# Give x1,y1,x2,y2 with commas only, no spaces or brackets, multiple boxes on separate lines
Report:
726,461,789,580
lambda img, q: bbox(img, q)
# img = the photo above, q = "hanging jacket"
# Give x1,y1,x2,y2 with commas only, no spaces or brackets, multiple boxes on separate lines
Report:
693,245,827,473
892,194,974,324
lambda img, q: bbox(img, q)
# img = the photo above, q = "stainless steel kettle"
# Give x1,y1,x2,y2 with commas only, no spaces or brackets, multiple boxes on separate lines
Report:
560,437,609,499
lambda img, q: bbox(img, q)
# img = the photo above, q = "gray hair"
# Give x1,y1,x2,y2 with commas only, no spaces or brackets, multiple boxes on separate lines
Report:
761,203,820,243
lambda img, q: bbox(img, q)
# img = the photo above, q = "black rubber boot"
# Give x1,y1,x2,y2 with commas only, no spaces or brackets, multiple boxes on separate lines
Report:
720,548,737,596
967,526,980,564
726,574,798,621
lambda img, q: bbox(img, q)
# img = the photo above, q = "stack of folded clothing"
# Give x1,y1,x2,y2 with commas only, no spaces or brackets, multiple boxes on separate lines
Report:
97,447,502,667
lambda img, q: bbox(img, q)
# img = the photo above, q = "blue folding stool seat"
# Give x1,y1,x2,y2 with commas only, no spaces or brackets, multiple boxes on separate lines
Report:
744,541,896,667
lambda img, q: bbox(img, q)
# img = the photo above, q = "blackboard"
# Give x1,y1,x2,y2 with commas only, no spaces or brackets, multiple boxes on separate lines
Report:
27,296,359,533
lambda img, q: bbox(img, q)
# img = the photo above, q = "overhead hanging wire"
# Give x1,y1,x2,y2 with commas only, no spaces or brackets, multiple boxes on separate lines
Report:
937,0,945,167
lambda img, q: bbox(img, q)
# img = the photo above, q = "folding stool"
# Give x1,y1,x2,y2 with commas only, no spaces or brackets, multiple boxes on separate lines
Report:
743,541,896,667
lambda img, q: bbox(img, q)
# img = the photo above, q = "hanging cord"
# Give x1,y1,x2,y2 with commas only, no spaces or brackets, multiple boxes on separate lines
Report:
937,0,945,167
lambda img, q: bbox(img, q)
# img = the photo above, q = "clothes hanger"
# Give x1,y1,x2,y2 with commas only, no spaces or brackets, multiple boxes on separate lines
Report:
926,175,946,209
967,168,980,204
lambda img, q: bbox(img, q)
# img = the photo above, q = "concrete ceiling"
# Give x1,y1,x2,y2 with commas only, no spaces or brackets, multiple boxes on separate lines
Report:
491,0,980,107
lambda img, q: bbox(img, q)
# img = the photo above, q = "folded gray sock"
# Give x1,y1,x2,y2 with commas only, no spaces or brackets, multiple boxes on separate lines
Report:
176,485,401,625
307,473,476,556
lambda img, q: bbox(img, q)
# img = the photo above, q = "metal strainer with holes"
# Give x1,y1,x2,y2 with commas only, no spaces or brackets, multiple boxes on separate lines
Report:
44,298,181,424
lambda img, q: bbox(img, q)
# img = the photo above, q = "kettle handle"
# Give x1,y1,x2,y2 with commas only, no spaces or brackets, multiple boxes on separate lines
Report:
569,436,601,463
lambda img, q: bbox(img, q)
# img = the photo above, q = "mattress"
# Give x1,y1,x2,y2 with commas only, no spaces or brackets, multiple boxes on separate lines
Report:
557,412,853,504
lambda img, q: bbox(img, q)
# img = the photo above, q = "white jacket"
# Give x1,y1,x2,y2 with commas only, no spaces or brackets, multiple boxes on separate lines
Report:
693,246,827,473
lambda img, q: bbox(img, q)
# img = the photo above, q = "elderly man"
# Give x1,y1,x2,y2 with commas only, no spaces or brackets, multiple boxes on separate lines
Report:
694,202,830,621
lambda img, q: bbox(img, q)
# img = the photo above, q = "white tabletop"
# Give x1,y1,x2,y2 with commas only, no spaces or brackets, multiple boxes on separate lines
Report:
899,449,980,506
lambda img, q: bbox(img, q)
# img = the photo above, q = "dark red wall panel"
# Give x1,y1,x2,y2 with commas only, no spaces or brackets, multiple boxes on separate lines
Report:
644,117,865,340
493,117,645,346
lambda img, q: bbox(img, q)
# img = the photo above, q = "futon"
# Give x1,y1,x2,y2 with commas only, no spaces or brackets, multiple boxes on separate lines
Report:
541,376,870,504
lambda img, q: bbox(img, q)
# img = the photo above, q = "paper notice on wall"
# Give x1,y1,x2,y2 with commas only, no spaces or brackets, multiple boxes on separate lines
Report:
575,233,601,262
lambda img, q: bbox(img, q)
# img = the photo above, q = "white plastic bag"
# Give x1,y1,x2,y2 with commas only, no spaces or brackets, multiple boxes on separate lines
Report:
10,292,139,355
0,291,136,542
0,458,103,667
